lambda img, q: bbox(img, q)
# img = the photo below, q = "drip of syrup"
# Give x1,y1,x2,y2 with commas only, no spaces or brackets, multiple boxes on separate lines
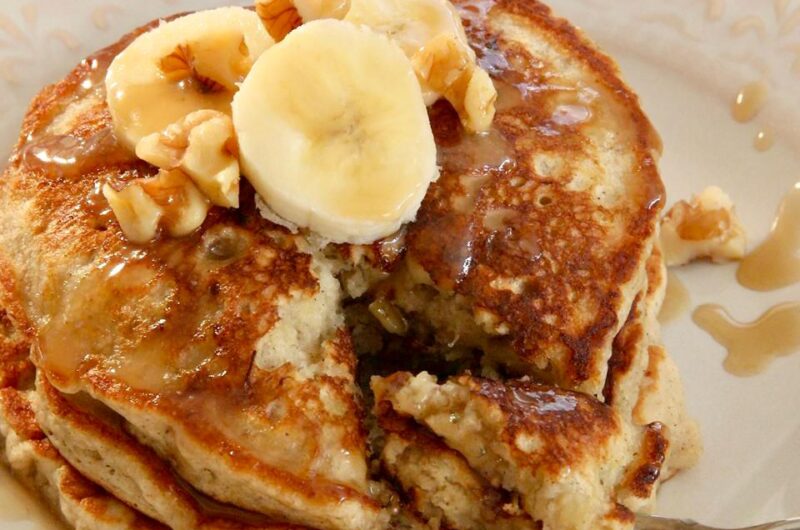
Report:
753,127,775,152
693,302,800,376
731,81,769,123
737,183,800,291
658,271,691,324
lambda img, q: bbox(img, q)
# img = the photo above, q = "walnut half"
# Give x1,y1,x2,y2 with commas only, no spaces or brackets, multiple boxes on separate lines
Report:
136,110,240,208
660,186,747,267
103,169,211,244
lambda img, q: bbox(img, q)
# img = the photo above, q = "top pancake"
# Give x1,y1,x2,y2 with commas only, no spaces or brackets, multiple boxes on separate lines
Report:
0,0,664,528
375,0,664,394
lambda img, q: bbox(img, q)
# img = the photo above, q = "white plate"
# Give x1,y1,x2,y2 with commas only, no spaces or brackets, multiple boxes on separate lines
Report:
1,0,799,528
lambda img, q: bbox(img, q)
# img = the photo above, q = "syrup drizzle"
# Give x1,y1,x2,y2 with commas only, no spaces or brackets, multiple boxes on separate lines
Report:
658,271,691,324
737,183,800,291
693,303,800,376
731,81,768,123
753,127,775,152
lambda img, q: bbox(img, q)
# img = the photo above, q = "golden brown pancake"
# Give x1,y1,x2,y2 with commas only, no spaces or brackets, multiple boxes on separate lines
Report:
348,0,665,396
0,23,384,530
0,0,687,528
372,372,668,530
377,404,540,530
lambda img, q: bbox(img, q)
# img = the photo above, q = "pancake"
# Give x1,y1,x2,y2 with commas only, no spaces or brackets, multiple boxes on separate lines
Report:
0,0,685,528
378,404,540,530
372,372,668,530
0,28,384,529
348,0,664,396
604,242,701,477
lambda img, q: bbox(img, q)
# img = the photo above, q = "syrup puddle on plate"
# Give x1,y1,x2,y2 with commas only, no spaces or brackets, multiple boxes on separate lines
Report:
693,302,800,376
737,183,800,291
658,271,691,324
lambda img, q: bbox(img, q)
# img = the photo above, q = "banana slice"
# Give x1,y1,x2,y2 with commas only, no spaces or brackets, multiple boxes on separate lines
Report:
345,0,469,63
232,20,438,244
345,0,496,131
106,7,273,151
256,0,351,41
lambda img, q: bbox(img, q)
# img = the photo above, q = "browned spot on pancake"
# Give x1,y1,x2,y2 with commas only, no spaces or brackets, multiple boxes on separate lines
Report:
0,258,34,390
621,422,668,499
603,293,645,405
463,376,620,473
396,0,665,390
0,388,44,440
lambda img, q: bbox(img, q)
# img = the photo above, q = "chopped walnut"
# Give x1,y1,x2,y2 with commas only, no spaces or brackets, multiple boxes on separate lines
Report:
136,110,240,208
255,0,350,41
158,32,252,93
660,186,747,266
412,33,497,133
256,0,303,41
103,169,210,244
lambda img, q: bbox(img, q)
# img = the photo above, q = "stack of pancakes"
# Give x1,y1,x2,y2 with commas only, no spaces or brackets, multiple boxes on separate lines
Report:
0,1,700,529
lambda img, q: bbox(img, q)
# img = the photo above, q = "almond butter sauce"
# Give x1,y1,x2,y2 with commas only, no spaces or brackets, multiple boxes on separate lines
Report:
693,302,800,376
737,183,800,291
658,271,690,324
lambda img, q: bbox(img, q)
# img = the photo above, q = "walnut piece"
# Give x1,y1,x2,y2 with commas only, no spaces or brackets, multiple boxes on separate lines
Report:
660,186,747,266
103,169,210,244
255,0,350,41
136,110,240,208
412,33,497,133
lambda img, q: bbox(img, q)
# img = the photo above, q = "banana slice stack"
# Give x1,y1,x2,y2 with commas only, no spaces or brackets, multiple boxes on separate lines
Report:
104,0,497,244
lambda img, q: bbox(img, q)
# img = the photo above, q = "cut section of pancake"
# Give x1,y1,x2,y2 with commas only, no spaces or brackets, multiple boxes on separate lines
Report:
604,242,701,478
0,28,385,529
372,372,668,530
378,404,539,530
634,345,701,478
349,0,664,396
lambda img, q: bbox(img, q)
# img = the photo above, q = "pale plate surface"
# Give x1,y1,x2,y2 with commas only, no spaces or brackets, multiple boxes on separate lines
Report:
1,0,799,528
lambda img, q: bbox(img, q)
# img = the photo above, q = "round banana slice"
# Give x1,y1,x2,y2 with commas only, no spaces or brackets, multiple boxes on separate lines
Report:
344,0,496,131
232,20,438,244
345,0,470,61
106,7,273,151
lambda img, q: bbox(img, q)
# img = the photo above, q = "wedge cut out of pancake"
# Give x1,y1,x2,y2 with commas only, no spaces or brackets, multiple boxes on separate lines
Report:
377,404,540,530
359,0,665,396
372,372,668,530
